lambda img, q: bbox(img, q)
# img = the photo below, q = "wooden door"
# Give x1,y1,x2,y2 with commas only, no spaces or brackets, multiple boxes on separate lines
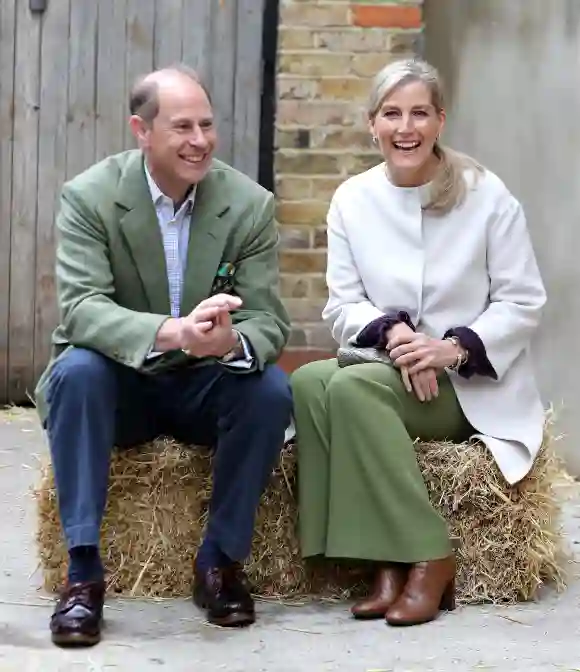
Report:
0,0,265,403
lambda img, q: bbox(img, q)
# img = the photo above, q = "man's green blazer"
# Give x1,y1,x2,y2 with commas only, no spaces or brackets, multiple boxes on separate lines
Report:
34,149,291,425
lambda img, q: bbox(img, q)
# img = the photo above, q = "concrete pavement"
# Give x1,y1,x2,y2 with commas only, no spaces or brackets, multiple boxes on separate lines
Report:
1,407,579,671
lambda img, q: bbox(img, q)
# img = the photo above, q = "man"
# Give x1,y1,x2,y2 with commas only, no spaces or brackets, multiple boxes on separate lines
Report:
34,65,292,647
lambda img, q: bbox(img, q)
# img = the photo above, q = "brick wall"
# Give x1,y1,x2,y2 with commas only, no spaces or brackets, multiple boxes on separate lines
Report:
275,0,424,370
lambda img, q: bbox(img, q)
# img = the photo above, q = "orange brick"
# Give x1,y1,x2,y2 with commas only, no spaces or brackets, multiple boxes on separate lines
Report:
277,349,335,374
350,4,422,29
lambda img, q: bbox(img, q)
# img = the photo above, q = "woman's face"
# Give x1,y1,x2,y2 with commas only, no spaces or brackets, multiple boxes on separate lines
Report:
370,80,445,185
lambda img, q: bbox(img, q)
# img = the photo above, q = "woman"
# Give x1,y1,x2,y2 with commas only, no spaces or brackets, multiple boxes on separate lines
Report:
290,58,547,627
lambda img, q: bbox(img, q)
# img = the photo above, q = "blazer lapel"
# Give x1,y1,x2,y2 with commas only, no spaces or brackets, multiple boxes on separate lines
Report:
115,152,171,315
180,167,231,314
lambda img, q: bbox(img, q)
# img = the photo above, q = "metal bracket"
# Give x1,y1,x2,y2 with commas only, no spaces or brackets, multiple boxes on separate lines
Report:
29,0,47,12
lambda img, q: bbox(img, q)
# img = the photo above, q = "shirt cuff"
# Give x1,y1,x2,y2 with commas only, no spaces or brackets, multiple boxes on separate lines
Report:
220,331,254,369
444,326,497,380
355,311,416,349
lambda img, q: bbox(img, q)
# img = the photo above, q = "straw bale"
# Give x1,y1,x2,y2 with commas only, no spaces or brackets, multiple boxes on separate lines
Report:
35,428,569,604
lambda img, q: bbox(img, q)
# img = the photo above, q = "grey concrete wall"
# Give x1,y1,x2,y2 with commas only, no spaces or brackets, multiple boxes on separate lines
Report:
424,0,580,475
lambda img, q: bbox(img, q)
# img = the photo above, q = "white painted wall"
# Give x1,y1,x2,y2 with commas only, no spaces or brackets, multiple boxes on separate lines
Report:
425,0,580,475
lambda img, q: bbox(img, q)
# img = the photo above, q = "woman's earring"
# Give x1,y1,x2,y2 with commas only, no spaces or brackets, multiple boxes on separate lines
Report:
371,135,378,145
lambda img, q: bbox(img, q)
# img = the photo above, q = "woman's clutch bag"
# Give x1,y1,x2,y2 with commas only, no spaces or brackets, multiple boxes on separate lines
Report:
336,346,394,368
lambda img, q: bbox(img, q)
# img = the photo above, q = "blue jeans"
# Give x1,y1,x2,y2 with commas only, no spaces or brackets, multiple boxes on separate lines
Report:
45,347,292,561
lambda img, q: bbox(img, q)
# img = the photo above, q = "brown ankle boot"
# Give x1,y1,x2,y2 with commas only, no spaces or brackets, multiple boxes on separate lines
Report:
385,556,455,626
351,564,409,619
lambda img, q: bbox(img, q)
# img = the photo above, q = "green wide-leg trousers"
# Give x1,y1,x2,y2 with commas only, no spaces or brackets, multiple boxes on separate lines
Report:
290,359,473,563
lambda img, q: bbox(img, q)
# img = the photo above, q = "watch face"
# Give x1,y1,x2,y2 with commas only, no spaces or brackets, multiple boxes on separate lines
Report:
222,343,238,362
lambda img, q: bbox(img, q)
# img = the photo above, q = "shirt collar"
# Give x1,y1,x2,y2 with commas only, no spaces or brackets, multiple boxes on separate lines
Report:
144,161,196,211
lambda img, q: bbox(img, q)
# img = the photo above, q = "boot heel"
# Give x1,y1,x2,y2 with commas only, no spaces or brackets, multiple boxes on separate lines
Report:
439,579,455,611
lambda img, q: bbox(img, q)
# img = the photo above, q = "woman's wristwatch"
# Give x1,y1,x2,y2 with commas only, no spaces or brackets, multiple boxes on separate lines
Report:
444,335,469,371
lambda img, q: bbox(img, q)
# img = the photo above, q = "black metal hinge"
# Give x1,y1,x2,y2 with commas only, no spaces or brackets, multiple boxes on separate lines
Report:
29,0,47,13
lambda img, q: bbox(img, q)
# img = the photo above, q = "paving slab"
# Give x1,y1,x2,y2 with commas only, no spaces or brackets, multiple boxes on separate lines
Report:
0,407,579,671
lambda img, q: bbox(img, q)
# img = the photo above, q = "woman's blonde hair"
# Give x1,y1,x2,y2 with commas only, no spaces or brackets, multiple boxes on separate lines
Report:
368,58,483,215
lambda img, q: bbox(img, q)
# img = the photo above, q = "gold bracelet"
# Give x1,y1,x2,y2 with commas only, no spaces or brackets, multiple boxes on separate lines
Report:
445,336,468,371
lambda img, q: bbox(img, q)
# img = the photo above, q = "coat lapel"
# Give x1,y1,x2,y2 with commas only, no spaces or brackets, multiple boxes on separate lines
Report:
180,167,231,314
115,152,170,314
115,153,232,317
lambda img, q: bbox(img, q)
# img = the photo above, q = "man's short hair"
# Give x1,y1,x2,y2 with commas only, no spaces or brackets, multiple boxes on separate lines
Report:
129,64,212,123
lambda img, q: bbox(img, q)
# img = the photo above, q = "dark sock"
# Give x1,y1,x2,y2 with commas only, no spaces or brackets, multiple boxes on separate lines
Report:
68,545,104,584
195,538,232,573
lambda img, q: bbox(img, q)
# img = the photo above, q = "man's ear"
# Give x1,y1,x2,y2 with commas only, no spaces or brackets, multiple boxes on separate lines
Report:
129,115,150,146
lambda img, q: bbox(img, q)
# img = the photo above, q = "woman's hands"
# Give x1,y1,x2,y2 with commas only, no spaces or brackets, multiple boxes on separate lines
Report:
407,367,439,402
387,329,465,374
385,324,466,402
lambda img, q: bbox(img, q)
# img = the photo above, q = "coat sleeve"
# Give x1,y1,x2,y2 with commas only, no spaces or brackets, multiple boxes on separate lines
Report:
229,192,291,370
466,194,546,381
55,184,168,368
322,196,384,345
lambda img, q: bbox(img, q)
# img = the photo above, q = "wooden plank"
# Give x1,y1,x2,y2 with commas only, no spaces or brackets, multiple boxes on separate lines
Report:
181,0,212,80
34,0,71,384
66,0,98,179
124,0,155,148
233,0,265,180
207,0,237,165
95,0,128,161
9,1,42,402
154,0,184,68
0,0,16,403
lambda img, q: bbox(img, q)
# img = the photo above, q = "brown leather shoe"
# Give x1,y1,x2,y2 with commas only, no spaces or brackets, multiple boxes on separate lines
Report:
351,564,409,619
193,566,255,627
385,556,456,626
50,581,105,647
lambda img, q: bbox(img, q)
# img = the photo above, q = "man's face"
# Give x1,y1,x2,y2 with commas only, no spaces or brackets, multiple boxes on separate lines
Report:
135,77,217,190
